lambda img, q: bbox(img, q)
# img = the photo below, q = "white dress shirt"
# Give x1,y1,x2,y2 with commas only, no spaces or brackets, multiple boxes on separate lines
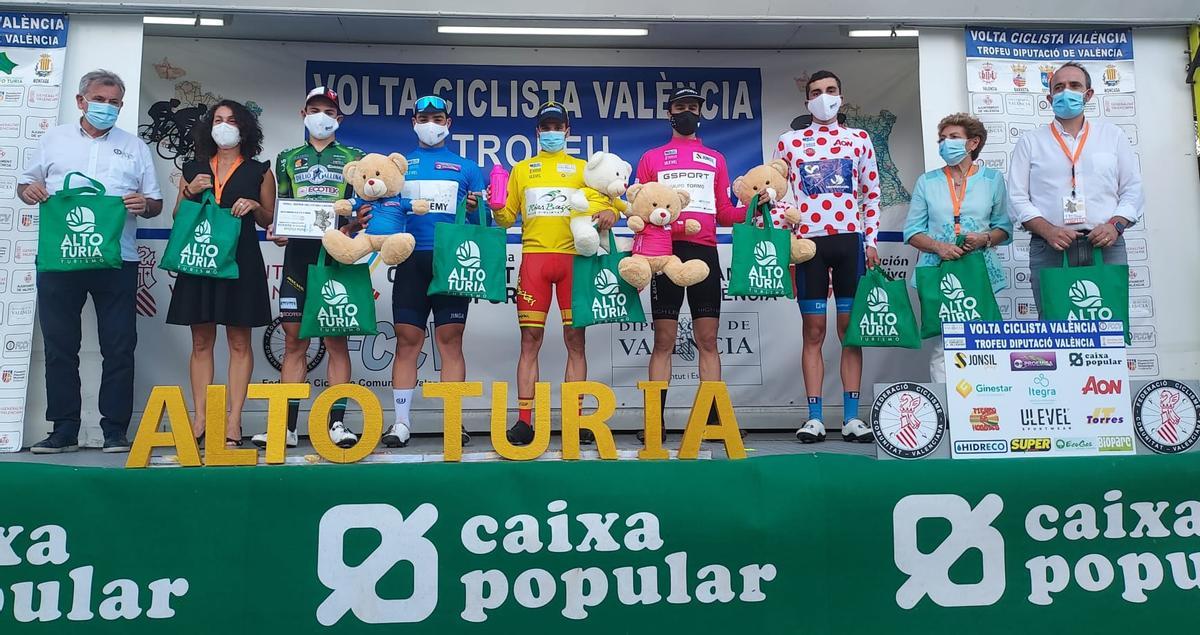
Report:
1006,118,1143,231
20,121,162,262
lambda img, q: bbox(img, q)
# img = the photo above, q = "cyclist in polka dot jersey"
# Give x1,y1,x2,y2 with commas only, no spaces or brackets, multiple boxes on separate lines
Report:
772,70,882,446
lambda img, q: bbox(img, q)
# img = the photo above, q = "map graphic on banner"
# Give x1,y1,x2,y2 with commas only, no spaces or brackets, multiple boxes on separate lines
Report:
963,27,1158,379
0,12,68,451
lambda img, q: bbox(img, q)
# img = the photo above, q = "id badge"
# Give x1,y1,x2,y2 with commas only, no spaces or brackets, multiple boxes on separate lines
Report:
1062,195,1087,225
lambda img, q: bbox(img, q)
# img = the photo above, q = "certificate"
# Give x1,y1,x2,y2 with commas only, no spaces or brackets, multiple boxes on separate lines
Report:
274,198,337,239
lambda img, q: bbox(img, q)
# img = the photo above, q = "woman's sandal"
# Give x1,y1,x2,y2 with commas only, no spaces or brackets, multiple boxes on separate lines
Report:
225,437,243,448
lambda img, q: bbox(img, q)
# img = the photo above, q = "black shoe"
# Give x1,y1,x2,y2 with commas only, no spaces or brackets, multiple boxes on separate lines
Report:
461,430,471,447
382,423,410,448
579,429,596,445
31,435,79,454
506,420,534,446
102,435,132,453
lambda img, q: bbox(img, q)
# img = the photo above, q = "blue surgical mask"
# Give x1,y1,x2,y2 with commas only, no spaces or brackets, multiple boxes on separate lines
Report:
1052,89,1086,119
538,131,566,153
85,102,119,130
939,138,969,166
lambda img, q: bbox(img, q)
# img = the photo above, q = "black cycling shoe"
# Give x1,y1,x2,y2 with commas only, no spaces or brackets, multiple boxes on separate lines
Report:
506,420,535,446
579,429,596,445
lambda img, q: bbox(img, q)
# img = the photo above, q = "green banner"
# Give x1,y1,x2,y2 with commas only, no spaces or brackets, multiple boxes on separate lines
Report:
2,453,1198,632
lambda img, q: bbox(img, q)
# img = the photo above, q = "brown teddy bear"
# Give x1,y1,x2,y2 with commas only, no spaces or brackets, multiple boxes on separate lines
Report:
617,181,710,290
732,159,817,264
322,152,430,265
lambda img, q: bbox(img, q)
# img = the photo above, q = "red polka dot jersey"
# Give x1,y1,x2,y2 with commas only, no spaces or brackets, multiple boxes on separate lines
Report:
773,123,882,247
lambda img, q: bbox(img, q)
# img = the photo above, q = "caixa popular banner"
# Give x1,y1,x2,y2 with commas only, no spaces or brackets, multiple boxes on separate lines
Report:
1,453,1198,632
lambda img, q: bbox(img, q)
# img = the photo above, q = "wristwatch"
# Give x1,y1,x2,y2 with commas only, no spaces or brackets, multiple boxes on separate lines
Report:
1109,218,1128,235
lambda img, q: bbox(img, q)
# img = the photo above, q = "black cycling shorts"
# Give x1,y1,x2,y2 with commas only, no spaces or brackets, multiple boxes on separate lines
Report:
795,233,865,314
278,239,322,324
392,251,470,329
650,241,722,321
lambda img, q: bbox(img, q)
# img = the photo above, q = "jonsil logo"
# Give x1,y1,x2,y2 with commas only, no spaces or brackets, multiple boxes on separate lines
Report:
317,280,359,330
894,490,1200,610
858,287,898,340
179,220,221,270
747,241,785,293
590,269,629,321
0,522,189,624
1068,280,1113,320
317,501,779,625
447,241,486,294
60,206,103,260
938,273,982,322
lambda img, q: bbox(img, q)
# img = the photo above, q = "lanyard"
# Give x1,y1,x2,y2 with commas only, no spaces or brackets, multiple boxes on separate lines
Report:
942,165,974,236
1049,122,1090,197
209,155,244,203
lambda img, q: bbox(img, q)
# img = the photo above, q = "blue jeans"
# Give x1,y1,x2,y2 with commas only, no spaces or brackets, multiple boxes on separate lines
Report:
36,261,138,440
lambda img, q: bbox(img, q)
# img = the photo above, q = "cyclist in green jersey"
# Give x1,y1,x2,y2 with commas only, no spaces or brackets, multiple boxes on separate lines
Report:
257,87,364,449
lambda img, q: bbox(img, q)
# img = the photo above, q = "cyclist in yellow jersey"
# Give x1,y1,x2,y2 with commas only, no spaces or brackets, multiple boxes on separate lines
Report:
494,102,615,445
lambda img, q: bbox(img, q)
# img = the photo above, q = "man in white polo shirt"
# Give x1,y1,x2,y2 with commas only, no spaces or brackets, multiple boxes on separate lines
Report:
17,69,162,454
1007,61,1143,315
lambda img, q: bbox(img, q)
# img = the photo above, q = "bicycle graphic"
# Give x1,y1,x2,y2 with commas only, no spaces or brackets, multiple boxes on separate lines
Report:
139,99,208,169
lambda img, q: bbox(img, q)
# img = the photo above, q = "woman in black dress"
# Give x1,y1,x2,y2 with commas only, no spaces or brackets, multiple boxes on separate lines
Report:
167,100,274,446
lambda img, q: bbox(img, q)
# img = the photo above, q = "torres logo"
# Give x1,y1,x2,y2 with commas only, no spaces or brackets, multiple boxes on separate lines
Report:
1068,280,1113,320
857,287,898,341
179,220,221,270
938,273,982,322
448,241,486,294
317,280,360,330
747,241,785,293
590,269,629,321
60,206,103,261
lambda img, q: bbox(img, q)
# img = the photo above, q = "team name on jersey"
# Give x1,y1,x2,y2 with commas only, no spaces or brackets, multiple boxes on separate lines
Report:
692,151,717,168
658,169,716,214
525,187,577,217
435,161,462,172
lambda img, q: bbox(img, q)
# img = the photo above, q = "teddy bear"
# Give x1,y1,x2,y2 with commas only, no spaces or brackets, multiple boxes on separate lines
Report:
322,152,430,265
568,151,632,257
616,181,710,290
732,159,817,264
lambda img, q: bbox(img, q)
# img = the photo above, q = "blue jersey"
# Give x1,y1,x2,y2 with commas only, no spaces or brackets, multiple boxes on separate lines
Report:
346,195,416,236
401,146,486,251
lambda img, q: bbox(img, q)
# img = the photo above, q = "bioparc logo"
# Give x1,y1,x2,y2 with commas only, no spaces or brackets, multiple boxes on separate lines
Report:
747,240,786,293
316,502,780,625
446,240,487,295
893,491,1200,611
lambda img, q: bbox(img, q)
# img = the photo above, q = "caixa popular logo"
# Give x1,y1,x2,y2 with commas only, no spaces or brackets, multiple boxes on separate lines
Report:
893,491,1200,610
317,501,779,625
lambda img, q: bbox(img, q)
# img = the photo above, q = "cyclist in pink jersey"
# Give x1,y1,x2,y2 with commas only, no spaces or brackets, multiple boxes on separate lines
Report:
634,87,744,433
773,70,882,445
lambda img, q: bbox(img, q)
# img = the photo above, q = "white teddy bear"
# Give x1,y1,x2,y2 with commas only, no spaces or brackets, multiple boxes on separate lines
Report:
568,151,632,257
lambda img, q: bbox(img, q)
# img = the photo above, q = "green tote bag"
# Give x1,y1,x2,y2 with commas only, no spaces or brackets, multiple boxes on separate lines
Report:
571,231,646,328
845,266,922,349
915,240,1003,339
160,190,242,279
299,248,379,339
429,197,507,302
1039,246,1130,341
727,194,795,298
37,172,126,272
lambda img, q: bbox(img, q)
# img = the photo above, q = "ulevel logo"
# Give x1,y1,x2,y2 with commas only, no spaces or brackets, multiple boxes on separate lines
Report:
938,273,982,322
591,269,628,321
179,219,221,270
858,287,898,340
316,501,779,626
60,206,103,260
1068,280,1113,320
747,240,785,293
317,280,359,329
894,491,1200,611
448,241,486,295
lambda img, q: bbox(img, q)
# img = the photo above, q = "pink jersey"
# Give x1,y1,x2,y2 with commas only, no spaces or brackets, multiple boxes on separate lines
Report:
631,220,690,257
635,137,743,246
773,123,882,248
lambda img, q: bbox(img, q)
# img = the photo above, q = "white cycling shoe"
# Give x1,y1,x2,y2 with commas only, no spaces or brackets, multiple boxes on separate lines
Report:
841,418,874,443
251,428,298,449
382,423,411,448
329,422,359,449
795,419,827,443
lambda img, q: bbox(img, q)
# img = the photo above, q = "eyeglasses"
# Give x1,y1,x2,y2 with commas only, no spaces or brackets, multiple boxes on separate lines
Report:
416,95,448,112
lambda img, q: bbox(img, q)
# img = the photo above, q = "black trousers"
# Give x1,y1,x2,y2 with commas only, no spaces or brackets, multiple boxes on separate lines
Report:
36,261,137,440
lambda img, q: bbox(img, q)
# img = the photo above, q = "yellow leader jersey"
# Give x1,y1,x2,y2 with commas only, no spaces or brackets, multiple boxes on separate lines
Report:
494,150,611,254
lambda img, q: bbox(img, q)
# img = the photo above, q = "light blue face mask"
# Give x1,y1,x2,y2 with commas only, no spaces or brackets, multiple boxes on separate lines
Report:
1051,89,1086,119
85,101,119,130
939,138,969,166
538,131,566,153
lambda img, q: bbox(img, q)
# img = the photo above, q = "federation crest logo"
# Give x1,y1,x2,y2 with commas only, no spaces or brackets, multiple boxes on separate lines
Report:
1133,380,1200,454
978,63,997,84
872,383,946,459
1103,64,1120,87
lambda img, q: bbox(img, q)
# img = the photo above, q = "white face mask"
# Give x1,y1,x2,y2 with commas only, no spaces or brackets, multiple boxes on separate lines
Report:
211,122,241,149
304,112,339,140
414,121,449,146
807,93,843,122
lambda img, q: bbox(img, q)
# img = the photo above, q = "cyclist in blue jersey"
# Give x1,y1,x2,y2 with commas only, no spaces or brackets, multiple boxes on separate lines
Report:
383,95,486,447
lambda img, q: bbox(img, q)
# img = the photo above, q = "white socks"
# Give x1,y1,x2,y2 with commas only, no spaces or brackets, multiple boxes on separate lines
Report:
393,388,414,428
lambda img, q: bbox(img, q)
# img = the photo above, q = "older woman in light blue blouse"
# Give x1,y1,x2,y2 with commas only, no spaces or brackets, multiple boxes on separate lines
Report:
904,113,1013,382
